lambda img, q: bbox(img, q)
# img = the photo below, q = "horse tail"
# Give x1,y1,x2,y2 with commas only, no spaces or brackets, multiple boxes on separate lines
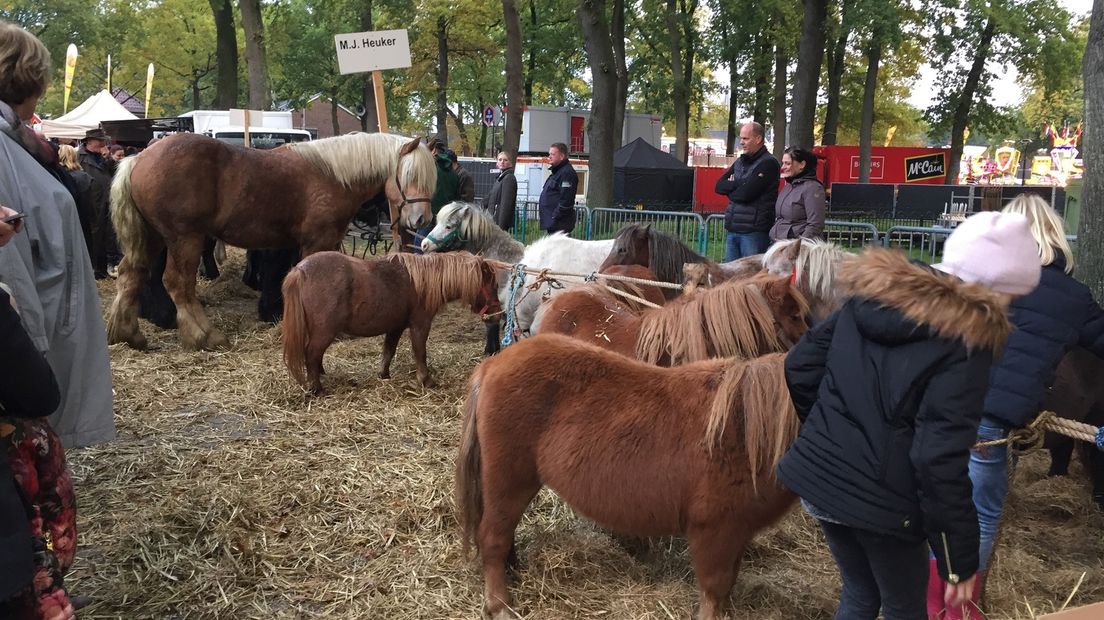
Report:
707,352,798,494
281,266,310,389
455,369,484,557
110,155,152,270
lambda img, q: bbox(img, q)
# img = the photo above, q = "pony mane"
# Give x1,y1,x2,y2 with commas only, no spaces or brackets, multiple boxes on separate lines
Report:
636,272,803,365
436,201,525,261
288,133,435,193
643,225,709,285
764,238,851,304
704,352,798,491
389,252,489,314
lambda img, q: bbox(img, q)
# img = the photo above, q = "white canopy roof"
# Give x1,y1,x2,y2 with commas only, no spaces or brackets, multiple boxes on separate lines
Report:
40,90,138,139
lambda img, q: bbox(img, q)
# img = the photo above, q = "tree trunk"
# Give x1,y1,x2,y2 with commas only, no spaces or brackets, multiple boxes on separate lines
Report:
360,0,379,132
752,39,771,126
436,16,450,140
1079,0,1104,298
209,0,238,109
612,0,628,148
790,0,829,147
821,0,852,146
238,0,270,109
578,0,616,209
666,0,689,162
727,55,738,155
330,86,341,137
772,42,788,157
192,77,202,111
858,40,881,183
450,103,472,155
946,15,996,184
503,0,525,155
525,0,537,105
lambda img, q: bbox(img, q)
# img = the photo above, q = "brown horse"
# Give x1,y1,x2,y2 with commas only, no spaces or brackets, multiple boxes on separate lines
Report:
537,270,809,364
1043,347,1104,507
599,223,765,293
107,132,437,351
456,334,798,620
282,252,501,393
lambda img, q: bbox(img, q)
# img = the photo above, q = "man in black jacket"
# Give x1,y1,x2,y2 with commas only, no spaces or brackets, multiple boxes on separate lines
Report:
538,142,577,236
715,122,780,260
77,128,117,278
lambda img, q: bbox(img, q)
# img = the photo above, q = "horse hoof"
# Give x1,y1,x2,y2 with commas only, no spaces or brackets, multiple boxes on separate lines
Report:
420,377,437,388
484,606,519,620
378,371,391,380
205,331,230,350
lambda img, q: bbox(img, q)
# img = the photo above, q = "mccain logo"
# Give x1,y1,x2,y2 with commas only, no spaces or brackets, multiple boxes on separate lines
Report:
904,152,947,182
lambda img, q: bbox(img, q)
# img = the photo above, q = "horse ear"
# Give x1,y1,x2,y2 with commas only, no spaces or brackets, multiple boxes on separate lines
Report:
784,237,802,261
400,136,421,157
763,276,789,302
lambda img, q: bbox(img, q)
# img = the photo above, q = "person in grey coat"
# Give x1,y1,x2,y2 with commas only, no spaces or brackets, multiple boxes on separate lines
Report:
769,146,827,242
483,150,517,231
0,21,115,449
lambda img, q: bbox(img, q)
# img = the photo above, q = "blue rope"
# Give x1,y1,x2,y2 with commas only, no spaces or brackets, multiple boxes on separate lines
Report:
501,263,526,348
1096,426,1104,451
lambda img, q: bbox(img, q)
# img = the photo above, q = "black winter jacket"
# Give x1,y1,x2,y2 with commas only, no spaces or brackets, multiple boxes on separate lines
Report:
777,248,1013,585
715,146,780,233
983,256,1104,428
0,288,61,600
539,161,578,233
483,167,517,232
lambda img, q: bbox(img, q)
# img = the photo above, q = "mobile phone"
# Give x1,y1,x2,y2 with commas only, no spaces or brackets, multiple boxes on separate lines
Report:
1,212,26,225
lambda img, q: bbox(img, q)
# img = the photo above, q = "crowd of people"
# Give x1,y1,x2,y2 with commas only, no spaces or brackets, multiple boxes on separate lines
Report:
2,16,1103,620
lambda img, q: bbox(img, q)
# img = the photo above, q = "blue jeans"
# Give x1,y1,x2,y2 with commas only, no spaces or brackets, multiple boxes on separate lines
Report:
412,223,434,255
725,231,770,261
969,422,1012,572
820,520,929,620
925,422,1011,574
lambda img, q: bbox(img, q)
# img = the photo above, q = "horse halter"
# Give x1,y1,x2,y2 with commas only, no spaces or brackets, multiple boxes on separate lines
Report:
425,223,468,251
392,151,432,214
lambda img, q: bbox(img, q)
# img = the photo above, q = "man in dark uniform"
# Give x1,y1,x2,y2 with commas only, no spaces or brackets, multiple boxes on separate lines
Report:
76,128,117,278
538,142,577,236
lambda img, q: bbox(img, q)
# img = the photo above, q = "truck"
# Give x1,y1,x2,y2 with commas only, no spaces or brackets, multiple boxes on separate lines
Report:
177,110,313,149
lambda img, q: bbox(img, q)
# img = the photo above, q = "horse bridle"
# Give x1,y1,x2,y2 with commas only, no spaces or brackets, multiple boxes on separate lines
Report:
392,151,432,219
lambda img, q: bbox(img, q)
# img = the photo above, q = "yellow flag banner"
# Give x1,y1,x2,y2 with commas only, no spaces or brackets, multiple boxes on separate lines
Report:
144,63,154,118
884,126,898,147
63,44,77,114
106,54,112,92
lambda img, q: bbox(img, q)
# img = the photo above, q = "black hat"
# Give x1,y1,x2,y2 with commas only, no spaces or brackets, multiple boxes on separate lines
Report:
84,128,109,141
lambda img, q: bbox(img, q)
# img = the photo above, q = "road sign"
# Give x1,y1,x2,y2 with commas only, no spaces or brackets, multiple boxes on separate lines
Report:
334,29,412,74
483,105,497,127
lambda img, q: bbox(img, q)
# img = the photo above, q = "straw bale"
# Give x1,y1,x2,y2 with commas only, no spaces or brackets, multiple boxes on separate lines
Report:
66,248,1104,618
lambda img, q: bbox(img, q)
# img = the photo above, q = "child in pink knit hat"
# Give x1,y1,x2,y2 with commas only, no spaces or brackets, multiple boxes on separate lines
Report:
777,212,1040,620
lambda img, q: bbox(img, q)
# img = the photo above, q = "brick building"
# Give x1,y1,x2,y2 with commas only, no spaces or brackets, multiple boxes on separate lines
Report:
288,94,362,138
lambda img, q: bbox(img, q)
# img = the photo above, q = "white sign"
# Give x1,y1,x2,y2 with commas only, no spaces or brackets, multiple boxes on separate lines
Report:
334,29,412,74
228,108,265,127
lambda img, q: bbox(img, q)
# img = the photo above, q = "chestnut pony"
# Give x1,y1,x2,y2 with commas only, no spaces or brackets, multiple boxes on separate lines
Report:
599,223,763,292
107,132,437,351
536,270,809,364
281,252,502,393
456,334,799,620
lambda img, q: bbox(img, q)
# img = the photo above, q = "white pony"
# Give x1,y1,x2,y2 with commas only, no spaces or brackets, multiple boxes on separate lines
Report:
420,201,615,350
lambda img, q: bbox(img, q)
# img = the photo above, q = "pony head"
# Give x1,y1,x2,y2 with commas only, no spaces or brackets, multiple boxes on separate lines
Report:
385,136,436,232
600,223,652,272
421,201,495,253
763,237,853,322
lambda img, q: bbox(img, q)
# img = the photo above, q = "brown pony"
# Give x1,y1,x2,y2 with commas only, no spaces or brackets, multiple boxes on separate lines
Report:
107,132,437,351
537,271,809,364
282,252,501,393
599,223,767,293
456,334,799,620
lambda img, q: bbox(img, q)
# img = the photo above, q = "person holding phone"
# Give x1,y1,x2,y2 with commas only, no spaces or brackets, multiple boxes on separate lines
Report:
0,205,23,245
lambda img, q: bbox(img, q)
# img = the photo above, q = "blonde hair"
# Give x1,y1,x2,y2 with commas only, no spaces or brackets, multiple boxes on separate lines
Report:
1001,194,1074,274
0,21,51,105
58,144,80,170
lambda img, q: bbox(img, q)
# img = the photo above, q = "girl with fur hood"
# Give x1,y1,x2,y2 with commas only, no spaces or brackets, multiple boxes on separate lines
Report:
777,212,1041,620
925,195,1104,620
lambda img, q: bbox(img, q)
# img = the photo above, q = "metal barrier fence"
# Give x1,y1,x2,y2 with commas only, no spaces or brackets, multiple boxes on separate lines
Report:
502,204,1079,267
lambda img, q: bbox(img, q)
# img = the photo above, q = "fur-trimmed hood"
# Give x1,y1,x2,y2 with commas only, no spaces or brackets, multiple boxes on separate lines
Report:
838,247,1011,351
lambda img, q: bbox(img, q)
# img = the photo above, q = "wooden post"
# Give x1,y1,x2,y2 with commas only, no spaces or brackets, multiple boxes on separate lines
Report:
372,70,388,133
243,109,252,148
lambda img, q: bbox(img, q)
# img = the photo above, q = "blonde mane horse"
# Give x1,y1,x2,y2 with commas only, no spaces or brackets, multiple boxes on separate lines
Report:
107,131,437,351
636,272,810,365
762,237,854,322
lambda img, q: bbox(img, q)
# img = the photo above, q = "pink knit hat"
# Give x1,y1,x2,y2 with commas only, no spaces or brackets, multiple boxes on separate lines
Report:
932,211,1041,296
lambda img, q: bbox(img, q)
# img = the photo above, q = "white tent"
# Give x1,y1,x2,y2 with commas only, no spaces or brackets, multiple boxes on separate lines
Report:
40,90,138,140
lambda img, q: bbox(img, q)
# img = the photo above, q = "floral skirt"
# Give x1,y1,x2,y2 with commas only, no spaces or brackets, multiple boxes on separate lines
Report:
0,418,76,620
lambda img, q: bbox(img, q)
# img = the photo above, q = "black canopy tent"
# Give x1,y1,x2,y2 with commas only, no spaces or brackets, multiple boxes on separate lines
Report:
613,137,694,211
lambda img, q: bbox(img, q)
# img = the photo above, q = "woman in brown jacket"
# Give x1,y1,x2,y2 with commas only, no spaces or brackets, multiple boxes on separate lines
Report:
769,147,826,242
